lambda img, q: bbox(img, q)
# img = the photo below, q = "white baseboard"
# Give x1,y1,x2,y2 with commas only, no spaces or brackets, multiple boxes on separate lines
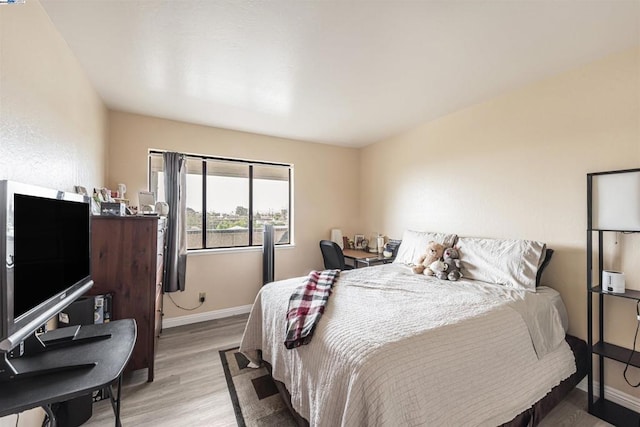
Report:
162,304,252,329
577,378,640,413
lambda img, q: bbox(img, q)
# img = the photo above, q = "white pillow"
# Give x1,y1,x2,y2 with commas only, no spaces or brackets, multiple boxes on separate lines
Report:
394,230,458,265
456,236,546,292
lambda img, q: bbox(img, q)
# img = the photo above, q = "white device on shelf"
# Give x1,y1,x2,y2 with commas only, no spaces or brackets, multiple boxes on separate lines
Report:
602,270,625,293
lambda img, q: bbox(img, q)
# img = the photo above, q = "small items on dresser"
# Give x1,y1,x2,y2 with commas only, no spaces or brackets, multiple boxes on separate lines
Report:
100,202,126,216
87,184,131,216
155,201,169,216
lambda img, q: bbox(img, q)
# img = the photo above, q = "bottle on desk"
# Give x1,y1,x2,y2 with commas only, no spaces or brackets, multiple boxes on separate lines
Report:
377,235,385,255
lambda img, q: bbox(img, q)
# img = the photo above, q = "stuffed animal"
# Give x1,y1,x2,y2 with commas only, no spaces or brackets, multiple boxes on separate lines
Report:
412,241,445,275
429,260,448,278
440,247,462,281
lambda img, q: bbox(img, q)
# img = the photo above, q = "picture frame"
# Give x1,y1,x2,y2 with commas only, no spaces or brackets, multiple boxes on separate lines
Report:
138,191,156,212
354,234,365,250
74,185,88,196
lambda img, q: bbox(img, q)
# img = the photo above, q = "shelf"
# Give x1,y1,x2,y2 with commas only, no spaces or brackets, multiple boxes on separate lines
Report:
586,170,640,425
590,398,640,427
590,286,640,300
588,228,640,233
592,341,640,368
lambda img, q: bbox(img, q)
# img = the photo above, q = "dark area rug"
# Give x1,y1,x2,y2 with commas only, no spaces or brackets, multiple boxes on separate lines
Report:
219,347,297,427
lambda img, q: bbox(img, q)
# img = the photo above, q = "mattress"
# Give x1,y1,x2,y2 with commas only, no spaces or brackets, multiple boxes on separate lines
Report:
240,264,576,426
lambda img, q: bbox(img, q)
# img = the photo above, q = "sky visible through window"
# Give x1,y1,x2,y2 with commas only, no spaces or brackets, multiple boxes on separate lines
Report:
158,173,287,214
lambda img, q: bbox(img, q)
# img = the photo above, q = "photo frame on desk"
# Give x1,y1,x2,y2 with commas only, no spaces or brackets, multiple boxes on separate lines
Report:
354,234,365,250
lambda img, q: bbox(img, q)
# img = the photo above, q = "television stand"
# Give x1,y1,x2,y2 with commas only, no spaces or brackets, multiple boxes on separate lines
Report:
21,325,111,355
0,353,95,382
39,325,81,345
35,325,112,351
0,326,112,381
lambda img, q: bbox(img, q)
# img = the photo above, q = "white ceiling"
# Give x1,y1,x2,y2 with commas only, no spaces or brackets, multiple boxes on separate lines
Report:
41,0,640,147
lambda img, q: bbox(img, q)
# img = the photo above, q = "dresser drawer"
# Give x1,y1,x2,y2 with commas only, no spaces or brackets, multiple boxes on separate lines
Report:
156,257,164,286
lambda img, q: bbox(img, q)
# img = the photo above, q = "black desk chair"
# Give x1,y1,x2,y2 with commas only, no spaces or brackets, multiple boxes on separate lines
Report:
319,240,354,270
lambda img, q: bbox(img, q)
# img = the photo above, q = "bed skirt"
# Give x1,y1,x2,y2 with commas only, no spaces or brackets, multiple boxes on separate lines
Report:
264,334,588,427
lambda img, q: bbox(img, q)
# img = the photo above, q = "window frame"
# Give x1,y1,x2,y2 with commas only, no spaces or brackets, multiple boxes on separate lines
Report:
148,150,293,251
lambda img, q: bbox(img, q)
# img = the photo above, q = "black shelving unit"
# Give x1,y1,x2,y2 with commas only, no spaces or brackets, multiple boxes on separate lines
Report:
587,168,640,426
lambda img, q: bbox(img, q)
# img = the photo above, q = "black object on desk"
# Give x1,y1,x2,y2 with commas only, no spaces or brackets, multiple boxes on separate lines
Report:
342,248,396,268
0,319,137,427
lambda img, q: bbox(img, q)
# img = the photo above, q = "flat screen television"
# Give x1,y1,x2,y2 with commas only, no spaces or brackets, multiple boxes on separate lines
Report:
0,181,94,378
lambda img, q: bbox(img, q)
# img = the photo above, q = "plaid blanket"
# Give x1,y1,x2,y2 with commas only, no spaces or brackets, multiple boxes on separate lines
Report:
284,269,340,349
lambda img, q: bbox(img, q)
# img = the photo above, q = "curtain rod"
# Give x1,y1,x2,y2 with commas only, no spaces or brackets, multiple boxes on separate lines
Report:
149,150,291,168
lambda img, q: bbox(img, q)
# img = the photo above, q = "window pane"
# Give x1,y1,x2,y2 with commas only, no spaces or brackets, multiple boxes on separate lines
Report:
206,160,250,248
185,159,204,249
149,153,292,251
253,165,290,246
149,154,165,202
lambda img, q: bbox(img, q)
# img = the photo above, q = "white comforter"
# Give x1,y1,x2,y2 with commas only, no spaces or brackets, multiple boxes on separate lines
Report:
240,264,575,427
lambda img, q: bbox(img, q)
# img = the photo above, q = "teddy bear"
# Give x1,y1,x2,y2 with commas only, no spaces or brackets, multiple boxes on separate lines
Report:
428,260,448,278
412,241,445,275
437,247,462,281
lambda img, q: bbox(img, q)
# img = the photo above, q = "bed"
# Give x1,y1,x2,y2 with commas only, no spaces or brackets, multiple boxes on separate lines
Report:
239,232,587,426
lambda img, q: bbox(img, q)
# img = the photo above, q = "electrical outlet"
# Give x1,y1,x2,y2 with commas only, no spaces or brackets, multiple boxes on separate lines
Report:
199,292,206,303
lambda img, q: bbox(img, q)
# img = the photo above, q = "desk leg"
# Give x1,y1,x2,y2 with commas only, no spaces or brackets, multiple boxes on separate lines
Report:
115,375,122,427
109,375,123,427
42,404,57,427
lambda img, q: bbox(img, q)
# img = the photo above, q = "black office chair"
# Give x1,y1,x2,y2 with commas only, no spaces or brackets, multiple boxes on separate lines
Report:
319,240,354,270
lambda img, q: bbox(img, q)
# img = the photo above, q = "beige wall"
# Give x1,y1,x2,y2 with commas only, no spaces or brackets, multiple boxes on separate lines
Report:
360,47,640,395
2,0,639,412
0,1,107,426
0,1,107,192
107,111,360,319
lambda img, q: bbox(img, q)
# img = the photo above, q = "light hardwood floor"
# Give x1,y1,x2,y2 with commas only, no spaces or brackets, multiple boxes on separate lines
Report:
85,314,611,426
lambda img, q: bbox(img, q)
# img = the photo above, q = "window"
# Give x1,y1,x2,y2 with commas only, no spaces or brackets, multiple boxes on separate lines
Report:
149,152,292,250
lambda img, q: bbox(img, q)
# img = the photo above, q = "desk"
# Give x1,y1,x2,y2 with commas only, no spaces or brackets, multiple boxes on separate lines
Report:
342,249,395,268
0,319,136,427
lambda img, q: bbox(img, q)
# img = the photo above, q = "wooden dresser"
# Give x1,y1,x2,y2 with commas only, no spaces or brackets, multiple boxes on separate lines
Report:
90,215,165,382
